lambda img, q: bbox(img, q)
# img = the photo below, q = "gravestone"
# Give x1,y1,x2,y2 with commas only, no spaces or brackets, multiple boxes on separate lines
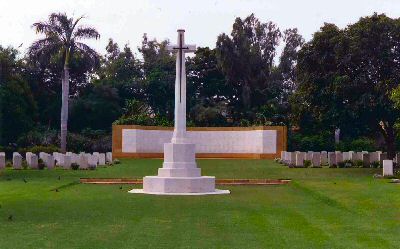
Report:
362,153,370,168
13,152,22,169
395,153,400,164
343,152,350,161
106,152,113,163
45,154,55,169
88,155,97,168
328,152,336,166
306,151,313,161
383,160,393,176
92,152,100,165
295,152,305,167
335,152,343,164
312,152,321,167
356,152,363,161
289,152,296,166
0,152,5,169
320,151,328,165
129,29,229,195
370,152,379,163
98,153,106,166
350,151,357,162
379,153,387,166
26,152,38,169
60,154,71,169
79,154,88,169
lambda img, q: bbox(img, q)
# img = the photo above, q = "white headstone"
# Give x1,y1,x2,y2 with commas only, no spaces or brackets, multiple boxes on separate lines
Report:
362,153,370,168
98,153,106,166
45,155,55,169
26,153,38,169
335,152,343,164
328,152,336,166
312,152,321,167
88,155,97,168
383,160,393,176
79,154,88,169
343,152,350,161
0,152,5,169
289,152,296,166
306,151,313,161
106,152,113,163
60,155,71,169
13,152,22,169
295,152,305,167
320,151,328,165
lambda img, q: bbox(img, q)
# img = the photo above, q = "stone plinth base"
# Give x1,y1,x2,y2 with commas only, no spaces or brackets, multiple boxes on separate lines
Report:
128,188,230,195
143,176,215,193
129,142,230,195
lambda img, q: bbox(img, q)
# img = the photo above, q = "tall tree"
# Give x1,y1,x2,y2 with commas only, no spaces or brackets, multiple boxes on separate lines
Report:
28,13,100,152
293,14,400,158
216,14,281,121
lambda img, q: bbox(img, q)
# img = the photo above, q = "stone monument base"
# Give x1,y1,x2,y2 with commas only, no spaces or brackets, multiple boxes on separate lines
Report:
129,142,230,196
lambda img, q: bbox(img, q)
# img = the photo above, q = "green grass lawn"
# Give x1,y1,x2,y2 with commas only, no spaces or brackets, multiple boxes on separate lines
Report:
0,159,399,249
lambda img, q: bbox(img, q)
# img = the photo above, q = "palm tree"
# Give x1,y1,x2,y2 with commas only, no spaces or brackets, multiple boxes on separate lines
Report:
29,13,100,153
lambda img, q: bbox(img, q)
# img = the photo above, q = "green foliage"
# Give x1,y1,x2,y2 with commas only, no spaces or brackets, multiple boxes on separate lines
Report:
370,161,381,169
27,145,60,154
303,160,311,168
38,159,45,170
335,138,377,152
71,163,79,170
21,159,28,169
293,13,400,158
69,85,122,132
354,160,364,168
289,132,334,151
343,160,354,168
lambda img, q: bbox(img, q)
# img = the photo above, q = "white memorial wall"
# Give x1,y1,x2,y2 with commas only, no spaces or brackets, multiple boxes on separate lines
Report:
117,126,284,157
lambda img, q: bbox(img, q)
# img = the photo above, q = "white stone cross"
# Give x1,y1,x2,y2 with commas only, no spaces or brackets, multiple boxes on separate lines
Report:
167,29,196,144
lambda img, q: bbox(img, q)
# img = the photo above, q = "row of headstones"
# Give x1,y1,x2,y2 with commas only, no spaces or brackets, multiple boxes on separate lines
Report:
281,151,393,167
0,152,113,170
280,151,396,176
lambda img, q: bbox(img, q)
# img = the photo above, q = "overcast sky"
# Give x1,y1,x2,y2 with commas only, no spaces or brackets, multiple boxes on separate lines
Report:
1,0,400,56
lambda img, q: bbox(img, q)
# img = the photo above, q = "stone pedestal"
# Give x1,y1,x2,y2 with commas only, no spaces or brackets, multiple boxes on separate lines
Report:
130,142,229,195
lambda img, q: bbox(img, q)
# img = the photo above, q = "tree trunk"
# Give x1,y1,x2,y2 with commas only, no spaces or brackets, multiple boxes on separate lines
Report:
380,121,396,160
242,81,251,109
60,65,69,153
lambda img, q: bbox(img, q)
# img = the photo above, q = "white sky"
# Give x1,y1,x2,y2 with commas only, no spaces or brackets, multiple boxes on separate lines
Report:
1,0,400,57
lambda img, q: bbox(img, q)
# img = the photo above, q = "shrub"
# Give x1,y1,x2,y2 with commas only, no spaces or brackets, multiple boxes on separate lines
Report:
5,161,12,168
303,160,312,168
28,145,60,154
38,159,45,170
71,163,79,170
335,137,377,152
113,159,120,164
343,160,353,168
354,160,364,168
370,161,381,168
338,162,345,168
289,132,334,152
21,159,28,169
88,165,96,170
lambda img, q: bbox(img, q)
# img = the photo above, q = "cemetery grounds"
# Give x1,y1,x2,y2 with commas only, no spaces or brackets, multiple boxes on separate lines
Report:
0,159,399,249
